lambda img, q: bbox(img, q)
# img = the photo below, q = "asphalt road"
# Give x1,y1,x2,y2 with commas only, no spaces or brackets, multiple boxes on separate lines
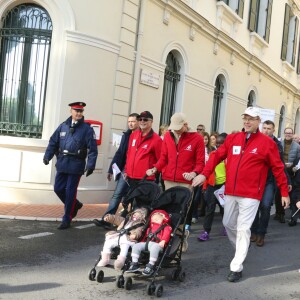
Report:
0,214,299,300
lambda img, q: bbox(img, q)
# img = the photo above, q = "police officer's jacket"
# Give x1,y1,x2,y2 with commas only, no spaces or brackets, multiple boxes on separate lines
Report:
44,116,98,175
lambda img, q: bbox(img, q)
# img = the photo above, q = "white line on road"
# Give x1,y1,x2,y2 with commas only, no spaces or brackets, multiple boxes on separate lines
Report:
18,232,54,239
75,223,95,229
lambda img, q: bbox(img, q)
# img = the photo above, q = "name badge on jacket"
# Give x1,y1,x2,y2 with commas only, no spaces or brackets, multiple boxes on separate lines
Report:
233,146,241,155
132,139,136,146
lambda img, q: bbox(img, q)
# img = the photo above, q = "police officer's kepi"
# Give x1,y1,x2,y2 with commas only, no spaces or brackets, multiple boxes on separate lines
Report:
69,102,86,110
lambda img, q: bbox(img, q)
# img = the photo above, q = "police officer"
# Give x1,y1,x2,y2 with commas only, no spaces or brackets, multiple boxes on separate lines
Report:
44,102,98,229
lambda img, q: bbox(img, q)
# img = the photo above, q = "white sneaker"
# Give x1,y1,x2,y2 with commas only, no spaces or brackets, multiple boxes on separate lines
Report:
191,217,198,224
182,230,190,252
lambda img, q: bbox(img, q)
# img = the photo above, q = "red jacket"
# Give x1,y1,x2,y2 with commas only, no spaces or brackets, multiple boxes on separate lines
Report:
154,130,205,183
202,130,288,200
125,129,162,180
141,210,172,246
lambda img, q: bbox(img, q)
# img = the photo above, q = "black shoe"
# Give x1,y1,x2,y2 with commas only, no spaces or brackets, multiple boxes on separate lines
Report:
57,222,70,230
142,264,155,276
227,271,242,282
279,214,286,223
125,262,140,273
288,219,297,227
72,201,83,218
93,219,110,227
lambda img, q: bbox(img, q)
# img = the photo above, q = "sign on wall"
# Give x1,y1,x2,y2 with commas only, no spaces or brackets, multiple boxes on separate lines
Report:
140,69,160,89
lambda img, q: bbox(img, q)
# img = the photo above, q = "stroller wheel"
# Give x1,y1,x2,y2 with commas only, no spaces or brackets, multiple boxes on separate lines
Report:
146,282,156,295
171,269,180,281
124,277,133,290
88,268,96,281
178,271,186,282
155,284,163,298
116,275,124,288
96,270,104,283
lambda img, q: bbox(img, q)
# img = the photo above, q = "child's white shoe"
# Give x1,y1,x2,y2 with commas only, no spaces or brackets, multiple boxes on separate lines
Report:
114,255,126,271
97,252,111,267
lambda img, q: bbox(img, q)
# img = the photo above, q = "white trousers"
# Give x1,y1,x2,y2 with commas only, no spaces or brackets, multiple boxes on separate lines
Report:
103,234,135,257
223,195,260,272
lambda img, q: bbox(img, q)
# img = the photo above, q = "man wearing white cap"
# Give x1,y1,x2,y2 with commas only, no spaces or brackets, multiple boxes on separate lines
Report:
146,112,205,251
192,106,290,282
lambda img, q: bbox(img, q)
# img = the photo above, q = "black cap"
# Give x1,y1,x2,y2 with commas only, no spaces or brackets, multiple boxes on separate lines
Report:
139,111,153,120
69,102,86,110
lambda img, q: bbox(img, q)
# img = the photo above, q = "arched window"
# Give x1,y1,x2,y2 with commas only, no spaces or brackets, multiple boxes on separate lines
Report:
0,4,52,138
211,75,224,133
294,107,300,134
160,52,180,126
278,105,285,138
247,90,256,107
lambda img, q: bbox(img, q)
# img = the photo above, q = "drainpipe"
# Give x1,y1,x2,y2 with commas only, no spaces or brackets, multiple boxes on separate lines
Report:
129,0,146,113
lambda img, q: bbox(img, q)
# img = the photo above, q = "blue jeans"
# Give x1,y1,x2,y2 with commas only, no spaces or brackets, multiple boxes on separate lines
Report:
251,181,275,236
102,175,129,217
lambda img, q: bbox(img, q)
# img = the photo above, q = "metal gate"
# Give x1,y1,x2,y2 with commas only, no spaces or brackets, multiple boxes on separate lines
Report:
211,76,224,133
0,4,52,138
160,52,180,126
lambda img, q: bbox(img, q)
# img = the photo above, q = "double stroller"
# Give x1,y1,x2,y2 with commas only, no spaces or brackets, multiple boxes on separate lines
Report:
88,180,192,298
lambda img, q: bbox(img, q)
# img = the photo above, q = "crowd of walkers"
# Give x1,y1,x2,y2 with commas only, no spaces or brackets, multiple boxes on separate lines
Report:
45,104,299,283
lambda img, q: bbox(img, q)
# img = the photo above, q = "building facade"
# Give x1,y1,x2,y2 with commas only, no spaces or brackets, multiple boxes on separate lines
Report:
0,0,300,204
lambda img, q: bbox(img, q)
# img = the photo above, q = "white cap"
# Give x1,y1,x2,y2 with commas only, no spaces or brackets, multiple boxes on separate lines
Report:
241,107,261,118
168,112,187,130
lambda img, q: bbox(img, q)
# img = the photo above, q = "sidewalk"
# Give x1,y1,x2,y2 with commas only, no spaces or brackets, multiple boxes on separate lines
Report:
0,202,109,221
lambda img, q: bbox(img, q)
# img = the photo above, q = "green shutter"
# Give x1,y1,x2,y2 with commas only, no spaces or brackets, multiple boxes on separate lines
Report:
265,0,273,42
238,0,244,18
248,0,258,32
281,4,291,61
297,37,300,73
291,18,298,66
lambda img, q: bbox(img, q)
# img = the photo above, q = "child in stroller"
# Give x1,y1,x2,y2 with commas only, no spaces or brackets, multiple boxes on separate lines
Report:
121,186,192,297
97,207,148,270
126,209,172,276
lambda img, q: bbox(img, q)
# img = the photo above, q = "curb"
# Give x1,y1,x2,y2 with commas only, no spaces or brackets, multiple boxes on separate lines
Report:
0,215,97,222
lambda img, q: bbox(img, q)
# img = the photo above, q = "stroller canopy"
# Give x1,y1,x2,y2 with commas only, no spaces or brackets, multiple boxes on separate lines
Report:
123,180,161,210
151,186,192,227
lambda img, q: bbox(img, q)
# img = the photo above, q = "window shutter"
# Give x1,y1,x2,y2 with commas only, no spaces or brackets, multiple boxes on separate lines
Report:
265,0,273,42
237,0,244,18
248,0,258,32
281,4,291,61
291,17,299,66
297,37,300,73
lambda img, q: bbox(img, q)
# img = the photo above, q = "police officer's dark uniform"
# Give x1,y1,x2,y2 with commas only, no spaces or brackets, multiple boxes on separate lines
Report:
43,102,98,229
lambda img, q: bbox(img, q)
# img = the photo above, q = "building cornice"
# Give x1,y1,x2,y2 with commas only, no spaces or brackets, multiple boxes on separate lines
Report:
66,30,121,54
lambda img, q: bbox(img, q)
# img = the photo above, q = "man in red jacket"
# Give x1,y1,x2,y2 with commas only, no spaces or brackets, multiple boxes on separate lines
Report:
192,106,290,283
124,111,162,186
146,112,205,251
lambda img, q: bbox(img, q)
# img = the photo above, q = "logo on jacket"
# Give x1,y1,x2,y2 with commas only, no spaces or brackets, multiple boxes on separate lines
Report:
184,145,192,151
142,144,148,149
250,148,257,154
60,132,66,137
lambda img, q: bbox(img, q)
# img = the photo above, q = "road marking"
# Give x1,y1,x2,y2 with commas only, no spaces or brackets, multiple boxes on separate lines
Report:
18,232,54,239
75,223,95,229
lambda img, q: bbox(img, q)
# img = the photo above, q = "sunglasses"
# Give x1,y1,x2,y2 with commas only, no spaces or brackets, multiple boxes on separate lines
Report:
140,118,151,122
73,109,84,113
